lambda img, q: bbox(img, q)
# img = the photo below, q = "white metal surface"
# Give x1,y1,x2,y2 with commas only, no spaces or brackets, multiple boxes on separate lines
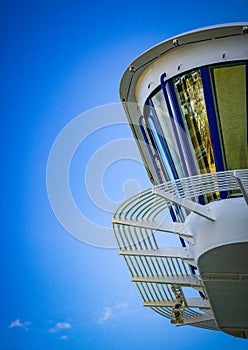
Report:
120,23,248,103
135,34,248,107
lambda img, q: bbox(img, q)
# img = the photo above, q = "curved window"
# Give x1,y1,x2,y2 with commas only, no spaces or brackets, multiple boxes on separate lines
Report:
210,64,248,170
143,91,185,183
147,115,175,181
173,70,216,175
143,100,176,182
141,62,248,193
150,90,185,179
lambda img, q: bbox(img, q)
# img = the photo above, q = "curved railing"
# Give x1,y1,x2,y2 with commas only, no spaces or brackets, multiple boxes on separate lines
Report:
155,169,248,199
112,170,248,330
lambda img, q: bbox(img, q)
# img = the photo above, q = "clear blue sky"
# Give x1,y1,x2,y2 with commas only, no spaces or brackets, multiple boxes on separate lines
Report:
2,1,248,349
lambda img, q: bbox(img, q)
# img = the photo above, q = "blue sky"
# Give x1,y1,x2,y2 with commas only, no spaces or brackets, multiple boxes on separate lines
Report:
2,1,248,349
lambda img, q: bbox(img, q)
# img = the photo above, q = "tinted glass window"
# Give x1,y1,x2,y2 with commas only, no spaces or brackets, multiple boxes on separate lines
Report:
173,70,216,175
151,90,184,179
211,64,248,170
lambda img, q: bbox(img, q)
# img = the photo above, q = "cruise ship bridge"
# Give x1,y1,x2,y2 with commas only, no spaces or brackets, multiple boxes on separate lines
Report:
113,23,248,338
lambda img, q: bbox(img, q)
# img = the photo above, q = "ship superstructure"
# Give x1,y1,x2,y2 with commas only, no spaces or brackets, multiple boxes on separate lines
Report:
113,23,248,338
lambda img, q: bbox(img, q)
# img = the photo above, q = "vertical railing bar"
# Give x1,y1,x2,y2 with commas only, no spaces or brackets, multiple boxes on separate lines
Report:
140,256,151,276
154,257,164,275
123,256,135,277
133,256,145,276
135,282,146,301
166,257,175,275
118,226,129,250
150,283,161,301
127,255,140,277
139,282,150,301
146,283,157,301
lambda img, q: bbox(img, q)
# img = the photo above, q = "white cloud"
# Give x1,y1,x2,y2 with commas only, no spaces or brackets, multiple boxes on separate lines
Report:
49,322,72,333
96,302,129,325
8,319,31,330
96,307,114,324
60,335,69,340
115,301,128,310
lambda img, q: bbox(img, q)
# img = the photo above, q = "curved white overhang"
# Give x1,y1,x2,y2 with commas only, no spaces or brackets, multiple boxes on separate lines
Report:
135,34,248,107
120,23,248,107
119,23,248,185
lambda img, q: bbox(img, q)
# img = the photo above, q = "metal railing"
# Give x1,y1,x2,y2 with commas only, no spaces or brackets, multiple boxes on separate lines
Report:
155,169,248,200
113,170,248,330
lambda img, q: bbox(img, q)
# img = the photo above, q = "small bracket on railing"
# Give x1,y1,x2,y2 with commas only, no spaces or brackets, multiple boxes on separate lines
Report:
171,285,185,325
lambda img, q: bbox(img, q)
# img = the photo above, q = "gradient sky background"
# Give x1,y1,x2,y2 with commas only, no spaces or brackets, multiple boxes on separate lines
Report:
2,1,248,349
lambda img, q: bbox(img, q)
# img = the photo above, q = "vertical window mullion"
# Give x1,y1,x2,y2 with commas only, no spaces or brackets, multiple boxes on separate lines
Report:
167,79,198,177
200,66,225,172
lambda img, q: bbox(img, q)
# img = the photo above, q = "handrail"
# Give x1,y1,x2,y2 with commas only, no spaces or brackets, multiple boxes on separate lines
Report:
112,169,248,330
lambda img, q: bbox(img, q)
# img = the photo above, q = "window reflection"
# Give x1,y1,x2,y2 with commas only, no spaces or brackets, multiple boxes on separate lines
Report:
144,102,175,182
173,70,216,175
142,63,247,202
211,64,248,170
151,90,185,179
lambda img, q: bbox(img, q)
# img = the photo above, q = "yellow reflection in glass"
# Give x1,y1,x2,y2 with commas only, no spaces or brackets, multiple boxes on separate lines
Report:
174,70,216,174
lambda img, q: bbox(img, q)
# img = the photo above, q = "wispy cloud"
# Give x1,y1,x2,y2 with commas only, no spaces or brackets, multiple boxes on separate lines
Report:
49,322,72,333
115,301,128,310
8,319,31,330
97,307,114,324
96,301,129,325
60,335,69,340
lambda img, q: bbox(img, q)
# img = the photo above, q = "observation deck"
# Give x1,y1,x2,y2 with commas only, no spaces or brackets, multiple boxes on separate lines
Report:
113,23,248,338
113,170,248,337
